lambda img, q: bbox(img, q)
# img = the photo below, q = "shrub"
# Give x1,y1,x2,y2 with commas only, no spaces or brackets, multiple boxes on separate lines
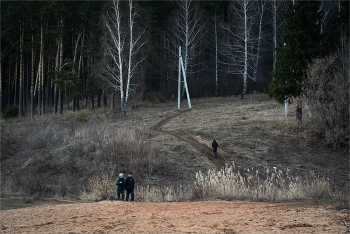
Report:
75,113,87,122
304,46,349,150
89,168,116,201
2,105,19,119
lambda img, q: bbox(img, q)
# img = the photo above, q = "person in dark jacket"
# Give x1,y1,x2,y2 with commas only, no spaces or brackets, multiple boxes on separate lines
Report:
212,140,218,157
124,172,135,201
116,173,125,200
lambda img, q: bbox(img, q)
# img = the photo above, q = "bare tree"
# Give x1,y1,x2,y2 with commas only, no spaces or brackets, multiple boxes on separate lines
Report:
19,15,24,116
30,15,35,118
36,22,44,116
271,0,288,70
125,0,146,104
252,0,268,93
221,0,257,99
168,0,206,100
318,0,338,34
101,0,145,116
213,13,219,97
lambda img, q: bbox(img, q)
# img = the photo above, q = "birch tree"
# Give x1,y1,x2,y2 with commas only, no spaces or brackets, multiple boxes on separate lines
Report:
101,0,145,116
270,0,289,70
19,13,24,116
221,0,257,99
125,0,146,104
214,13,219,97
168,0,206,100
252,0,268,93
36,22,44,116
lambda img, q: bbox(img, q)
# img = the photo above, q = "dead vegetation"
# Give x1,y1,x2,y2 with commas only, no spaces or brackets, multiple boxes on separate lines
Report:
1,93,349,208
304,51,349,151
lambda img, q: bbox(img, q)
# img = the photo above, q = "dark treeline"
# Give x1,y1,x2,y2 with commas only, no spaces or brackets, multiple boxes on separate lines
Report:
1,1,103,117
1,0,348,117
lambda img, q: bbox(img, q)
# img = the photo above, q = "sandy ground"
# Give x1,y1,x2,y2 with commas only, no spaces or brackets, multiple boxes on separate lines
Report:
1,200,348,233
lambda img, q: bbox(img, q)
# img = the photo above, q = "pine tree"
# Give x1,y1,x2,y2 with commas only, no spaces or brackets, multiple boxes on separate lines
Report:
266,1,324,104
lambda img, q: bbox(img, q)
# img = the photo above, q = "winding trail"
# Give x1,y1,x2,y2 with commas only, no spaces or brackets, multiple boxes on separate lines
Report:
150,111,231,169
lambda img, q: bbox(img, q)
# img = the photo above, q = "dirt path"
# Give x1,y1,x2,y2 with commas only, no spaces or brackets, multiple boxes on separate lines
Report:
150,111,230,169
1,200,347,233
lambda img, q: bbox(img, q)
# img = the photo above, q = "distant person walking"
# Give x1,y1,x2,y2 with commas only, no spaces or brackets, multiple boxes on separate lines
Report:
124,172,135,201
212,140,218,157
116,173,125,200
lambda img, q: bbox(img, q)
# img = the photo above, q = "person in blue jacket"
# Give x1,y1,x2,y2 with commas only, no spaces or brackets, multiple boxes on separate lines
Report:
116,173,125,200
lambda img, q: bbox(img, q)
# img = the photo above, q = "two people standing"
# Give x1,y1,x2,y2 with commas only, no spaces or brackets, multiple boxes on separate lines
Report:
116,172,135,201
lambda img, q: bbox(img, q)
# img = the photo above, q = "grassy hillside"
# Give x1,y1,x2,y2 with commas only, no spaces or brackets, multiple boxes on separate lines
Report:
1,94,348,209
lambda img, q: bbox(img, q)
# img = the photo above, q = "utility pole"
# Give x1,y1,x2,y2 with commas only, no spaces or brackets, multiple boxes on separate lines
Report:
177,46,191,109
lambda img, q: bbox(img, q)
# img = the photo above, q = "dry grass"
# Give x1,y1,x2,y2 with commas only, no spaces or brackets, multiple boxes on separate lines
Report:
127,162,341,203
162,94,349,191
1,93,349,207
1,111,161,200
195,162,335,202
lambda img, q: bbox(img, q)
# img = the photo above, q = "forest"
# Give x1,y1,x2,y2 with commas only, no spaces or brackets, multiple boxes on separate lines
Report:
1,1,350,225
1,0,348,118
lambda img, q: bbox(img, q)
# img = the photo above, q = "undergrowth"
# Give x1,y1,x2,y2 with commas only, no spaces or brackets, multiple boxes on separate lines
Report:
133,162,348,204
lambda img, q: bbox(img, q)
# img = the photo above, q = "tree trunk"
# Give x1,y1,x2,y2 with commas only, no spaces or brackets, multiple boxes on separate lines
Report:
66,87,70,110
14,60,18,106
111,90,115,109
58,23,63,115
76,97,79,111
140,59,146,101
38,22,44,116
46,60,50,107
296,100,302,122
59,91,63,114
252,2,265,93
72,98,76,112
0,58,2,116
273,0,277,69
30,18,35,118
125,0,133,105
84,83,88,107
19,18,24,116
240,0,248,99
41,57,45,115
54,85,58,114
78,28,85,109
38,61,41,116
97,90,101,108
51,79,54,107
8,64,11,107
24,54,28,111
53,41,59,115
214,13,218,97
91,89,94,109
103,89,107,108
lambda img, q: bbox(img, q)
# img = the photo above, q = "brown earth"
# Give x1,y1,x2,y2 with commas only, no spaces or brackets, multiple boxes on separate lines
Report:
1,200,348,233
150,109,230,169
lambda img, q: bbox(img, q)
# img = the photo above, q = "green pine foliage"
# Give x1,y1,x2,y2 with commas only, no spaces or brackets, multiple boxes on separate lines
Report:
266,2,324,104
2,105,19,119
75,113,87,123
